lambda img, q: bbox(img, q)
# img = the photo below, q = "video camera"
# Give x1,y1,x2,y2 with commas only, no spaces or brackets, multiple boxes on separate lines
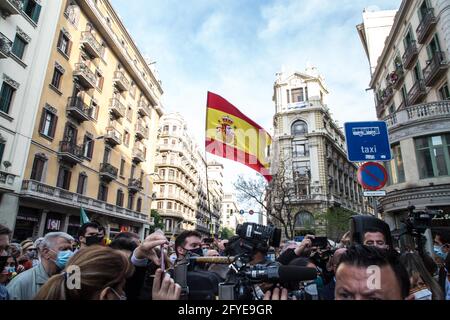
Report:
403,206,443,236
219,223,316,300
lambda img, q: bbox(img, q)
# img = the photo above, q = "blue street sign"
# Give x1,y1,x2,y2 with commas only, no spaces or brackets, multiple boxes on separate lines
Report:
344,121,392,162
239,210,245,215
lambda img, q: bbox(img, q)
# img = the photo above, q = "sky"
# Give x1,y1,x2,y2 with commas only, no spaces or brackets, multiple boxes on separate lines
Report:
110,0,402,204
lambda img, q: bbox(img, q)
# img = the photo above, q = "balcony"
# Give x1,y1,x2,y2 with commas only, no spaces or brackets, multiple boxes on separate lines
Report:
128,179,142,193
390,67,405,90
407,80,427,106
105,124,122,147
417,9,437,44
138,100,151,117
132,148,145,163
0,0,22,17
66,97,93,123
135,123,149,140
385,101,450,129
381,85,394,105
402,41,419,70
81,31,105,59
74,63,97,89
0,171,16,193
21,180,149,223
113,70,130,92
0,32,12,59
58,141,83,165
423,51,448,87
99,163,118,182
109,98,126,118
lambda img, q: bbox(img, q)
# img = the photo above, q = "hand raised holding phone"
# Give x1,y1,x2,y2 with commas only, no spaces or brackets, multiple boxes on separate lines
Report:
134,230,168,266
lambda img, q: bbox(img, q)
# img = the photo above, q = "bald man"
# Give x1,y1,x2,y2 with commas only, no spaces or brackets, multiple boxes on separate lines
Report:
322,248,347,300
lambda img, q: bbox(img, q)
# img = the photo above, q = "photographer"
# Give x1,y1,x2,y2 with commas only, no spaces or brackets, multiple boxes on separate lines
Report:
277,235,314,266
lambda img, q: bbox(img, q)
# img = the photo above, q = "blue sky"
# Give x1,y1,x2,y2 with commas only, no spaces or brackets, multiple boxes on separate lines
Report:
111,0,402,196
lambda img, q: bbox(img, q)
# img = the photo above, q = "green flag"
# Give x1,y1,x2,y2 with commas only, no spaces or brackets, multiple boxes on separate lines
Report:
80,207,90,225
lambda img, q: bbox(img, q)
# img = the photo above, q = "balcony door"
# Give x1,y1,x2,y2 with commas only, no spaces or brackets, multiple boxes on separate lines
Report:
103,147,111,164
426,35,441,60
64,123,78,145
418,0,431,21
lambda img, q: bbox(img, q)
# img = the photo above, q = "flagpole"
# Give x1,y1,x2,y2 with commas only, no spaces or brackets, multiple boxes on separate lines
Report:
204,92,214,238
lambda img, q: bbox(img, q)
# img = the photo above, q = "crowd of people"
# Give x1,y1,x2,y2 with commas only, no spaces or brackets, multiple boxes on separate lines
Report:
0,218,449,301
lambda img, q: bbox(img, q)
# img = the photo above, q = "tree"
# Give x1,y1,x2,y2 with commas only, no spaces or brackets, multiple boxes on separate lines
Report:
234,158,306,239
220,227,234,240
149,209,165,233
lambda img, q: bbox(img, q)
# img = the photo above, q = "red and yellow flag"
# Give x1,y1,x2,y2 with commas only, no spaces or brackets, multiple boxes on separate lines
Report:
205,92,272,182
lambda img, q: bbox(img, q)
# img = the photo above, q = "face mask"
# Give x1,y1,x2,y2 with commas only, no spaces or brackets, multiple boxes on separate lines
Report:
27,251,37,260
433,245,448,260
414,288,432,300
6,266,15,274
85,236,104,247
109,287,127,300
304,282,318,296
169,253,177,265
186,247,203,257
202,248,209,256
51,250,75,270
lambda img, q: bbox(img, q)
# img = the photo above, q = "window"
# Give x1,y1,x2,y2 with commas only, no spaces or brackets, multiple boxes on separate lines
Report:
116,190,124,207
159,169,165,178
294,211,315,230
30,155,46,181
387,144,405,184
39,108,58,138
82,135,94,160
98,183,108,202
164,139,168,145
103,147,111,163
165,219,172,232
291,88,304,103
403,27,415,49
292,142,309,157
51,67,63,89
123,131,130,147
130,164,136,179
127,106,133,121
167,202,173,210
401,85,408,107
57,31,71,57
160,185,165,195
439,83,450,100
157,201,163,209
426,35,441,60
120,159,125,176
127,193,134,210
293,161,310,176
413,62,422,82
291,120,308,136
11,35,27,60
0,142,4,165
163,125,169,133
76,173,87,195
415,134,450,179
23,0,42,24
57,166,72,190
96,71,104,90
136,198,142,213
0,82,16,114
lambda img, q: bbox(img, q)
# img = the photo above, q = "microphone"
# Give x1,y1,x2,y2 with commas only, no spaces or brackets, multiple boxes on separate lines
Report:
189,256,237,264
244,265,317,283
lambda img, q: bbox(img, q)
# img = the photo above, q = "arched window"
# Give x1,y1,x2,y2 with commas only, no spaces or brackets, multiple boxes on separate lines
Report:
292,120,308,136
294,211,315,230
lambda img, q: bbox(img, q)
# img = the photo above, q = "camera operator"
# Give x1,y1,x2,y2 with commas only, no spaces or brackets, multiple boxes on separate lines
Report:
334,245,410,300
363,227,389,249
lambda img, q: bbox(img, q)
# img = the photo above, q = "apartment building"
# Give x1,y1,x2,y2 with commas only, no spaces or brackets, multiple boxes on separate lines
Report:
15,0,163,240
0,0,64,230
269,66,371,237
360,0,450,232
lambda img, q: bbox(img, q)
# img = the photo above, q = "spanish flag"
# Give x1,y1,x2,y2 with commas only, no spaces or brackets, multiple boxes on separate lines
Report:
205,92,272,182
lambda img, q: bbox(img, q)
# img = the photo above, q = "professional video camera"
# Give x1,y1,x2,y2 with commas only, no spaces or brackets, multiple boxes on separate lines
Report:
398,206,444,254
218,223,317,300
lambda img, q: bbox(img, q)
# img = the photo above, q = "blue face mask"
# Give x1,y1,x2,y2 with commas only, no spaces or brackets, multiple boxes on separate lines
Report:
51,250,75,270
434,245,448,260
6,266,15,273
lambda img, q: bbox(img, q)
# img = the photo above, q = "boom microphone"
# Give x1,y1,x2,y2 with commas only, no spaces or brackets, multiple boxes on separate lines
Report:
189,256,237,264
244,265,317,283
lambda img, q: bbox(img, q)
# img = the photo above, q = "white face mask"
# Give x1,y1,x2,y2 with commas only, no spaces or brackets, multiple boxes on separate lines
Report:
414,288,432,300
